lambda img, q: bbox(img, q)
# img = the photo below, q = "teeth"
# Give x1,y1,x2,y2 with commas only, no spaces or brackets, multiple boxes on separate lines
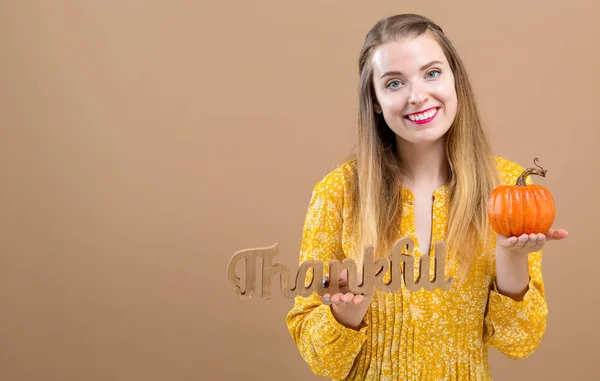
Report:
408,108,437,121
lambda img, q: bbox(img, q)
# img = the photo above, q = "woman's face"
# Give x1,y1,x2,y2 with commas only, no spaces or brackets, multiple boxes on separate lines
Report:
371,33,458,145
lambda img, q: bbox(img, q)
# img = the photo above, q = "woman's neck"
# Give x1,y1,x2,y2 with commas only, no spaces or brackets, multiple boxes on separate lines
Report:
396,137,449,191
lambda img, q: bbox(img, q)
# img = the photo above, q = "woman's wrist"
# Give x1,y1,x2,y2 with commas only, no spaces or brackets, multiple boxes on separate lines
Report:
494,245,530,300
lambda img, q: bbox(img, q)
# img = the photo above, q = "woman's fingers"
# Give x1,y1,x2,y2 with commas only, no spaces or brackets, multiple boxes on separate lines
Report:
325,292,366,305
352,294,366,304
523,233,538,249
323,269,360,293
331,292,354,304
546,228,569,240
330,293,344,304
533,233,546,251
515,233,530,248
341,293,355,303
497,232,551,251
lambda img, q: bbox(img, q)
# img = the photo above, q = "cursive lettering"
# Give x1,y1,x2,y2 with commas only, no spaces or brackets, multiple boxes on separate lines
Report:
226,236,454,300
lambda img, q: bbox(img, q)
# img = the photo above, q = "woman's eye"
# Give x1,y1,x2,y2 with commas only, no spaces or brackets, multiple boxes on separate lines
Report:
387,80,402,89
427,70,441,79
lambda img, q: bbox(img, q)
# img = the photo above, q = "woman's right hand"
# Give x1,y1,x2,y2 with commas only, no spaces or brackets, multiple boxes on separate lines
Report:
321,269,373,330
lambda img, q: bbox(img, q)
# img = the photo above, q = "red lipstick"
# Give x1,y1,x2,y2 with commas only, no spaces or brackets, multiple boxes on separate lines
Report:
405,107,439,125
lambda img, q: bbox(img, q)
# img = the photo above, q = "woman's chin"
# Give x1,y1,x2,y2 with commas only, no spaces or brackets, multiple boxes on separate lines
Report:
395,130,447,146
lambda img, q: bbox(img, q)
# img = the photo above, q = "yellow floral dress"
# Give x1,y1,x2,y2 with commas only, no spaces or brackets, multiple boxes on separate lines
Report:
286,157,547,381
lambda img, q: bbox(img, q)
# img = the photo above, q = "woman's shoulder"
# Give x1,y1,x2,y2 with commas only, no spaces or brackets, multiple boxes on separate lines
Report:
494,156,528,186
311,159,356,201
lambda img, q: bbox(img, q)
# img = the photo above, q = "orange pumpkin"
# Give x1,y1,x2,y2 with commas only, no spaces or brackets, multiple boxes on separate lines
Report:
487,158,556,237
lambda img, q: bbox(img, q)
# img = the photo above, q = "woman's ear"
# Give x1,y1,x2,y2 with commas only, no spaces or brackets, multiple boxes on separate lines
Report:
374,103,382,114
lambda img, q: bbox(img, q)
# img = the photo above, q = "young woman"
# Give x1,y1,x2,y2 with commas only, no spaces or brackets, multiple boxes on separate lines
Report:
285,13,568,381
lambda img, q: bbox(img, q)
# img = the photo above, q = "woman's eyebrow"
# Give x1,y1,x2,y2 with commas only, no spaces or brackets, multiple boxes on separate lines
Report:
380,60,444,79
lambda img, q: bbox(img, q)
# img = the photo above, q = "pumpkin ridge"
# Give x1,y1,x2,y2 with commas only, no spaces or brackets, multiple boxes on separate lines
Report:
533,187,543,233
538,187,555,233
526,187,537,234
498,190,510,237
509,187,522,237
501,188,510,236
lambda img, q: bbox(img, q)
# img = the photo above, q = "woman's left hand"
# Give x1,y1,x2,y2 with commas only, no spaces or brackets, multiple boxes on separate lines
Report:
496,228,569,255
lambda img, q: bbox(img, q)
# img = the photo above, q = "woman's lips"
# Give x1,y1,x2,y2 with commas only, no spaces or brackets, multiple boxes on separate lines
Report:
404,107,439,125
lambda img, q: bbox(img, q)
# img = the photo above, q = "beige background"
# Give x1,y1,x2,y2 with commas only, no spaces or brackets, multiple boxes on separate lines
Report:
1,1,598,380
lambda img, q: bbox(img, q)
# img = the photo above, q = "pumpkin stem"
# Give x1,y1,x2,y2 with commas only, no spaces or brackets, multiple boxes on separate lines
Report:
516,157,547,186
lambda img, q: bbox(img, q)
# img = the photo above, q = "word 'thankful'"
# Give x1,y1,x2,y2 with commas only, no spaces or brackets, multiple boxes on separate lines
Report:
227,236,454,300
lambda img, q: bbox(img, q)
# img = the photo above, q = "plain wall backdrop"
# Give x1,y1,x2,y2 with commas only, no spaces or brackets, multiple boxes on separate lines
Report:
1,1,598,380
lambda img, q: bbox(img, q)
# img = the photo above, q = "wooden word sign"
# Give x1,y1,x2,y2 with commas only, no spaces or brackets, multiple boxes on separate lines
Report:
227,236,454,300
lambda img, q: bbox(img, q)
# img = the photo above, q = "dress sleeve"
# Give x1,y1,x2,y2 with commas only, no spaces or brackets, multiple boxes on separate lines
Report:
483,166,549,359
285,178,368,379
483,248,548,359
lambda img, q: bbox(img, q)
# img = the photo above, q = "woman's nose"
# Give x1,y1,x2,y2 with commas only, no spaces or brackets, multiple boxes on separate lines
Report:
408,82,428,105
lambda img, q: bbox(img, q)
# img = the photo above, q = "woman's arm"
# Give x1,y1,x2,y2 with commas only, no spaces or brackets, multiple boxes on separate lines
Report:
285,177,368,379
483,245,548,359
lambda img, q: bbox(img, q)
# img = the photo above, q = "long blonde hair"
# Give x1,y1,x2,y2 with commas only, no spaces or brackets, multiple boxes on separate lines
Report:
345,14,500,280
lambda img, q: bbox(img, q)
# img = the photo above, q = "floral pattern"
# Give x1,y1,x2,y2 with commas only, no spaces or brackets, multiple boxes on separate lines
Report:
285,157,548,380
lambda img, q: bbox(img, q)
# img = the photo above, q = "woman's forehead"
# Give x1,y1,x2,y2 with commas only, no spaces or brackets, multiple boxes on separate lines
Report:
371,35,448,75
